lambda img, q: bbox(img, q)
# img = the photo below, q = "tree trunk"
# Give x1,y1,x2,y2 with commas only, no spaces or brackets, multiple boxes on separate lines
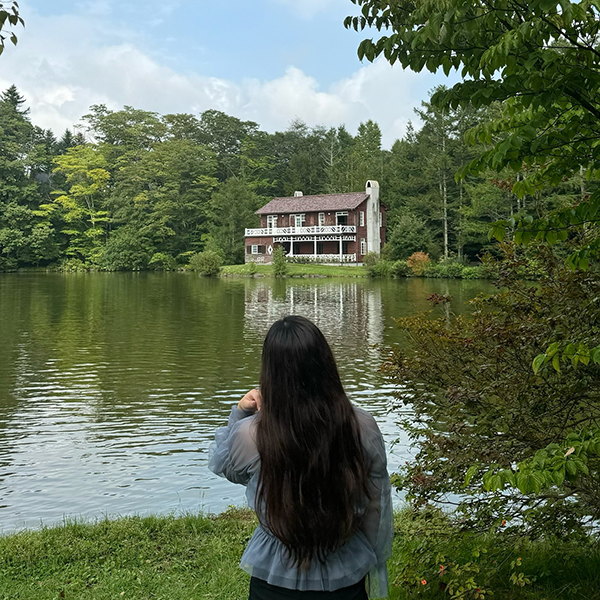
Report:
441,132,448,259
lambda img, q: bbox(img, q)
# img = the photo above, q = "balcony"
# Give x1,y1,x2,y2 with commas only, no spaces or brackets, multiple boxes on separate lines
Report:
287,253,357,264
245,225,356,237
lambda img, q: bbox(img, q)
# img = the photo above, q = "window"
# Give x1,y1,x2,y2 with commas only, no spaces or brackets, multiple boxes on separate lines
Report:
379,212,382,227
336,211,348,225
251,245,266,255
359,211,365,227
251,245,259,254
290,214,305,227
318,212,325,226
267,215,277,229
360,238,366,255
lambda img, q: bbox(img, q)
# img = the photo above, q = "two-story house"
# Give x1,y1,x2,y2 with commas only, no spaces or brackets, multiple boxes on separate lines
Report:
244,181,385,264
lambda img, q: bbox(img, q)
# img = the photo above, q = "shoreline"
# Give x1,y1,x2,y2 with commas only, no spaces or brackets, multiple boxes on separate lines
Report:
1,509,597,599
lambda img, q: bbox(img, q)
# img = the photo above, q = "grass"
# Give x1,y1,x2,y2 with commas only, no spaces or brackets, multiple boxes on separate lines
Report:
221,263,367,278
1,509,599,599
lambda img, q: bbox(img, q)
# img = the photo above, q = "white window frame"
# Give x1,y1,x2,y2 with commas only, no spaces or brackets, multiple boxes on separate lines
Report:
318,212,325,226
359,211,365,227
251,245,259,255
267,215,277,229
290,214,305,227
360,238,366,256
335,211,348,225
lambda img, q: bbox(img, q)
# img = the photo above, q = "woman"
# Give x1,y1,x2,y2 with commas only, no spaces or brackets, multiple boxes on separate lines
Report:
209,316,393,599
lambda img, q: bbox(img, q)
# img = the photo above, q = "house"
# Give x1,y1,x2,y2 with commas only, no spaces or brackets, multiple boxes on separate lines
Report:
244,181,386,264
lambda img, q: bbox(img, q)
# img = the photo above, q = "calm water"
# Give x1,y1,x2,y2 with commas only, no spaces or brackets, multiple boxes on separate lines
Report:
0,273,492,532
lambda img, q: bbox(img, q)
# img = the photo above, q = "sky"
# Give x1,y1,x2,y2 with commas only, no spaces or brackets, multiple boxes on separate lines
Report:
0,0,456,148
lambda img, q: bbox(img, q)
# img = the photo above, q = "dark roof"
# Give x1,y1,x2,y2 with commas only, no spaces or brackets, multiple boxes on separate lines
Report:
256,192,369,215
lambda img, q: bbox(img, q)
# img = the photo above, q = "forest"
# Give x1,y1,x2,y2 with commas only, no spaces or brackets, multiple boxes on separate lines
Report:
0,82,590,272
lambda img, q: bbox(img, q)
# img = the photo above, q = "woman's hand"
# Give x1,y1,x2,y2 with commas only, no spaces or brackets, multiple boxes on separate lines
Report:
238,388,262,413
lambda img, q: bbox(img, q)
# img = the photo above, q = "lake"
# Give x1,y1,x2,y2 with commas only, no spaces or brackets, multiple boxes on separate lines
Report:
0,273,492,532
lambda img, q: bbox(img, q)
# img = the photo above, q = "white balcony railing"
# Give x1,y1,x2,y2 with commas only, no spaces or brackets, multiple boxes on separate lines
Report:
245,225,356,237
287,254,357,264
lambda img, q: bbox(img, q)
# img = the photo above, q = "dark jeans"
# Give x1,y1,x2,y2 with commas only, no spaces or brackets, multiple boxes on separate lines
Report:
248,576,368,600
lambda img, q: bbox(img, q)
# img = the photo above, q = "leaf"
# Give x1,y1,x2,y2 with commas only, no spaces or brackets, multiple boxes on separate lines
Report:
532,354,546,374
552,353,561,373
464,464,480,486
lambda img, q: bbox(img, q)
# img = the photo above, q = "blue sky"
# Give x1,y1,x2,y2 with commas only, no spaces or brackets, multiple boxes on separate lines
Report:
1,0,455,147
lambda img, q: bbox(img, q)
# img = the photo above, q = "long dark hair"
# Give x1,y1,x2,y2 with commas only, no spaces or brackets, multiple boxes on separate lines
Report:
255,315,370,568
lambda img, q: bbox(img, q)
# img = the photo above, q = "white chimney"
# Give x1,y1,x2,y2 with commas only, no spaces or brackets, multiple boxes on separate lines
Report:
366,180,381,254
294,191,303,197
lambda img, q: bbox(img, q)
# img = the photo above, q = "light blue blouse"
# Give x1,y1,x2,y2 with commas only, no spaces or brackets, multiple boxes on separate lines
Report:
208,404,393,598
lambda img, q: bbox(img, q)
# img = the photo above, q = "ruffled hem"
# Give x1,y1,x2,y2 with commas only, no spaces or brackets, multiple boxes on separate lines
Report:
240,527,378,593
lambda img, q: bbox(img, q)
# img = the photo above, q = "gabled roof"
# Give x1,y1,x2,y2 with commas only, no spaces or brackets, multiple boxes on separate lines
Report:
256,192,369,215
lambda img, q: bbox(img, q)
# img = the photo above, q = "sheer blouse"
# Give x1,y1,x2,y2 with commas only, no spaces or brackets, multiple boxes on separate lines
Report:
208,404,393,598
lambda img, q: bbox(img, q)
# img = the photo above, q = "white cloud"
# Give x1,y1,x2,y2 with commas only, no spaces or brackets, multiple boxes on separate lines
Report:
0,5,447,147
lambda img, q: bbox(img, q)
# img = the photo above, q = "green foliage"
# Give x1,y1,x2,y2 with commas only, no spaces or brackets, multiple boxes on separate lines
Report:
363,251,380,270
347,0,600,269
392,260,411,278
0,510,256,600
392,506,600,599
271,246,288,278
100,226,152,271
0,2,23,56
57,258,91,272
189,250,223,276
382,246,600,535
371,260,394,278
461,266,487,280
423,258,465,279
0,509,598,599
148,252,177,271
363,252,395,278
207,177,260,264
383,212,439,261
0,82,578,272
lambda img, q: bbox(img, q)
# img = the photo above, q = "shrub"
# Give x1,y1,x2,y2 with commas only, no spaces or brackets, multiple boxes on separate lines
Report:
363,251,380,270
362,252,394,278
461,265,486,279
406,251,430,275
392,260,411,278
189,250,223,276
383,212,441,261
423,259,465,278
148,253,177,271
100,227,152,271
371,259,394,278
246,261,257,275
272,246,288,278
57,258,90,272
383,245,600,538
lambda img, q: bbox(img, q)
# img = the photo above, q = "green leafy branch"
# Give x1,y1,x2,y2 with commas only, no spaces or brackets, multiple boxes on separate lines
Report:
475,429,600,494
532,340,600,373
0,1,23,55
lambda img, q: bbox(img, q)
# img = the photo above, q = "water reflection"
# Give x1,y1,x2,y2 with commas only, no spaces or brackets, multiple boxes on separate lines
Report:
0,274,492,532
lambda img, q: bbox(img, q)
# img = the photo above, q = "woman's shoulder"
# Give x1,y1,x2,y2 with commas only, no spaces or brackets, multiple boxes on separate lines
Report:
352,405,387,468
352,405,380,433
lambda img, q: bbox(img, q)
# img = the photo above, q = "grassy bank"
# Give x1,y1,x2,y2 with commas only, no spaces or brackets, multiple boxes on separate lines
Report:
1,509,598,600
221,263,367,277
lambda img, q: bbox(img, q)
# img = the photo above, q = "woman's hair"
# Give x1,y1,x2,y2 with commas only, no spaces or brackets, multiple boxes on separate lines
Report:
256,315,370,568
